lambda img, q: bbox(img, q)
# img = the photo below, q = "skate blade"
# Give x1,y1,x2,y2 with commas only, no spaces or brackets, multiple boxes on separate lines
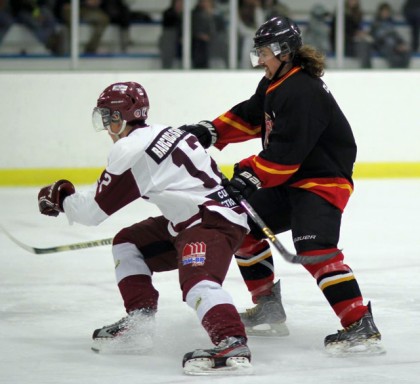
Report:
183,357,253,376
245,322,290,337
325,339,386,357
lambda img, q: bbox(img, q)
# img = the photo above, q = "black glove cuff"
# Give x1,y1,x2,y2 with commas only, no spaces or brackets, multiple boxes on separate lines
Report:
197,120,218,146
180,121,218,148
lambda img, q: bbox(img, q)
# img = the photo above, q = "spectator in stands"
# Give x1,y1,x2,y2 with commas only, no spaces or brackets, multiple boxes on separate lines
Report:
330,0,373,68
11,0,65,56
402,0,420,52
159,0,183,69
305,3,331,54
54,0,109,54
262,0,290,19
238,0,265,68
371,2,411,68
0,0,14,46
191,0,226,69
209,1,228,68
100,0,130,53
101,0,152,54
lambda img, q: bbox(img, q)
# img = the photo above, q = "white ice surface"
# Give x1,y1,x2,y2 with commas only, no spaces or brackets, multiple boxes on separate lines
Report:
1,179,420,383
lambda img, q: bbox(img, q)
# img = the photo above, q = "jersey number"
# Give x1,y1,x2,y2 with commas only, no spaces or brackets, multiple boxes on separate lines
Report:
171,137,219,188
98,172,112,193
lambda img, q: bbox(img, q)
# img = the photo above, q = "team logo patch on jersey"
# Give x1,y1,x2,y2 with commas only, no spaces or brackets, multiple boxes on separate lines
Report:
264,112,274,148
146,126,187,164
182,242,207,266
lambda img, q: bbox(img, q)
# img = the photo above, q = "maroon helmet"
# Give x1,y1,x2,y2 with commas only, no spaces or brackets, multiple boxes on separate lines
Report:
93,82,149,132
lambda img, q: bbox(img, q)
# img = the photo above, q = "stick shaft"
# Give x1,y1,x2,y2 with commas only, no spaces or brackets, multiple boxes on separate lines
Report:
239,198,337,264
2,226,112,254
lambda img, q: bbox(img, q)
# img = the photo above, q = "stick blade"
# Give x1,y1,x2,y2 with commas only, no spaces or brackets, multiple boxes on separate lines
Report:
1,225,37,253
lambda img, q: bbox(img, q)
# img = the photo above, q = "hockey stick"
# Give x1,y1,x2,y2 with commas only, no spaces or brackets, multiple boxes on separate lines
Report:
237,197,339,265
1,226,112,254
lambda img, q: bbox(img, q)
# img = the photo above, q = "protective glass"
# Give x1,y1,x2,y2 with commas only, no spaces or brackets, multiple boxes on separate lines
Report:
249,41,291,67
92,107,111,132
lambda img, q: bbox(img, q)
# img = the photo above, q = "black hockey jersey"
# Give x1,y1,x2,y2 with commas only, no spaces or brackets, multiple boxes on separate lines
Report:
212,67,357,212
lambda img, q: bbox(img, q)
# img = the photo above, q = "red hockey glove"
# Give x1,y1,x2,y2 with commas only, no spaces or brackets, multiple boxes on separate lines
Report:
179,120,218,148
223,164,261,203
38,179,75,217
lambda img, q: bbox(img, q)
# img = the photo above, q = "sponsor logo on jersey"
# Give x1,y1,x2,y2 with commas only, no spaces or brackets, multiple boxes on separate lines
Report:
206,188,238,208
181,242,207,266
146,127,187,163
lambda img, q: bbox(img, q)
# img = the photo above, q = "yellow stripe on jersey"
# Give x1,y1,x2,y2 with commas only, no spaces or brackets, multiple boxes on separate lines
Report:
297,181,353,194
266,67,301,94
253,157,299,175
218,115,261,136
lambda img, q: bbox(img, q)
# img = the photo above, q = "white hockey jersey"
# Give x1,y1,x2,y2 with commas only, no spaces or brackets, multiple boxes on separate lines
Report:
63,124,249,235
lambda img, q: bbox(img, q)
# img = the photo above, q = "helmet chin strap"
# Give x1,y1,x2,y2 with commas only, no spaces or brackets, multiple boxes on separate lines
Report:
107,120,127,139
272,53,294,80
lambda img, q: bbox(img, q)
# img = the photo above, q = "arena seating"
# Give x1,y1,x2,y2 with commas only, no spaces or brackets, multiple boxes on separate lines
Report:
0,0,418,70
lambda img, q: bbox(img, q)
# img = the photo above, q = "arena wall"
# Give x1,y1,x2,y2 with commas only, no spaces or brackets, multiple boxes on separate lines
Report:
0,70,419,185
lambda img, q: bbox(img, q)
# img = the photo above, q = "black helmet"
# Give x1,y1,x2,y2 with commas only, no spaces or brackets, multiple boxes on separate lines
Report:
253,16,302,54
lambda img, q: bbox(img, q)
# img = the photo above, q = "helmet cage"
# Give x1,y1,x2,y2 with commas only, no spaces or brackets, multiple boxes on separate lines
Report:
92,107,127,136
92,107,111,132
250,41,291,67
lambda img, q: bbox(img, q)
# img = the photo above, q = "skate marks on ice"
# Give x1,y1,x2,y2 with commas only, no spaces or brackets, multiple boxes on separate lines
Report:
1,182,420,383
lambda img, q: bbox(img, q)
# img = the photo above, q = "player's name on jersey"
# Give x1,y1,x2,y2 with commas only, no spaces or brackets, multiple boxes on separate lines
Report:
146,127,187,163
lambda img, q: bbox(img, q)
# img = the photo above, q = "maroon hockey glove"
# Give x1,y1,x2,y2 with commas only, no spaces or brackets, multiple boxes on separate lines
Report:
38,179,75,217
223,164,261,203
179,120,218,149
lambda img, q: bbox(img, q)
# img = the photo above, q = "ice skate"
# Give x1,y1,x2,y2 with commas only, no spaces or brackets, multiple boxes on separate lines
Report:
324,302,385,356
240,280,289,337
183,336,253,376
91,308,156,354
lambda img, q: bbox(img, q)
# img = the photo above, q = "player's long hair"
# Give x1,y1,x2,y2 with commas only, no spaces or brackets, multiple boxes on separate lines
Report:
293,45,326,78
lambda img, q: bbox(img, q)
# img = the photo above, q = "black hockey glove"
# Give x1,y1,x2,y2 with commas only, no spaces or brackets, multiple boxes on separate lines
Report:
179,120,218,149
223,165,261,203
38,179,75,217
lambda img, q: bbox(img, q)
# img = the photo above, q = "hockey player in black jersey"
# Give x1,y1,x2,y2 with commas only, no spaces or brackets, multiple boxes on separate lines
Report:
182,16,385,356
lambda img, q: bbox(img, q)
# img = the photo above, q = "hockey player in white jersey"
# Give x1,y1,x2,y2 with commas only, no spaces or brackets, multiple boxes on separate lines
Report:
37,81,252,375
